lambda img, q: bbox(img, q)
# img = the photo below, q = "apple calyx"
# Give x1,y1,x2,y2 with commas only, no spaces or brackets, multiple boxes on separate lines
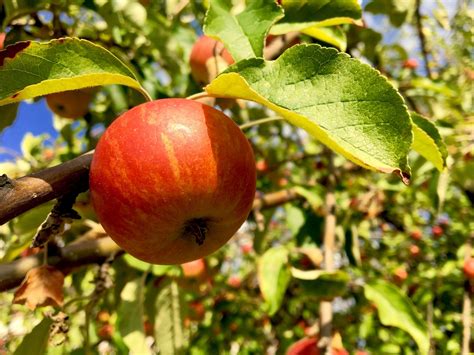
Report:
184,217,209,245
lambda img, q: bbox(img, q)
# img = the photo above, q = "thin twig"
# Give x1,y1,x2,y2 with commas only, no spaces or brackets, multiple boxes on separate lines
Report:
319,149,336,355
239,116,284,130
415,0,432,79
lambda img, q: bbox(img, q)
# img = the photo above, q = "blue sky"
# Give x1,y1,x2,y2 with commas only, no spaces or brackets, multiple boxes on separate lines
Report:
0,100,57,161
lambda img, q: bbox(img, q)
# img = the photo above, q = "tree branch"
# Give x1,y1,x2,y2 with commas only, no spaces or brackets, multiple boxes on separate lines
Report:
0,188,299,292
319,150,336,355
0,151,93,225
0,237,122,292
415,0,432,79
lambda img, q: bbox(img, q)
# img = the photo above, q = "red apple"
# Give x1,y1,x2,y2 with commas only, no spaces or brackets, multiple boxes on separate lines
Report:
432,225,443,238
403,58,418,69
227,275,241,288
97,323,114,339
286,337,319,355
256,159,269,172
0,33,5,50
394,267,408,283
46,89,94,119
241,242,253,254
189,35,234,85
410,229,422,241
89,98,256,264
409,244,421,257
463,258,474,279
181,259,206,278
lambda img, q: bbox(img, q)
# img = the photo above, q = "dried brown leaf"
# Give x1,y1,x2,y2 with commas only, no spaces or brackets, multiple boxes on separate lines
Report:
13,265,64,310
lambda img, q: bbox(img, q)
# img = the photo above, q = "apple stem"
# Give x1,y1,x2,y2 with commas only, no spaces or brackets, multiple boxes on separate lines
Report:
184,218,209,245
187,92,213,101
239,116,284,130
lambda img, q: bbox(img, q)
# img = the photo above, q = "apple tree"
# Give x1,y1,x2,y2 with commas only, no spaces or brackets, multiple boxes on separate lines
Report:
0,0,472,354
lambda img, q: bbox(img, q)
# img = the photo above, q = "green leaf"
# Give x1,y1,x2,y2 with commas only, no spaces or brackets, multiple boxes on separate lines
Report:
292,268,349,299
301,26,347,51
154,279,187,354
118,278,151,355
364,280,429,355
258,246,291,315
0,103,19,133
271,0,361,35
204,0,284,61
123,254,176,276
14,317,53,355
206,44,412,182
293,186,324,211
365,0,415,27
411,112,447,171
0,37,150,106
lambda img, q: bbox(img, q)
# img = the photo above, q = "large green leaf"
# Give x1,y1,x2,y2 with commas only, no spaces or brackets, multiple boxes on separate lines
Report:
364,280,429,355
0,37,150,106
154,279,187,354
14,317,53,355
204,0,284,61
258,246,291,315
292,268,349,299
411,112,447,171
271,0,361,35
206,44,412,182
118,278,151,355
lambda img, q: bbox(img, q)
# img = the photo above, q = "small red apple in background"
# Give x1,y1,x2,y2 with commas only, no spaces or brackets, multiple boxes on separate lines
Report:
46,89,94,119
286,336,348,355
432,225,443,238
97,323,114,339
227,275,241,288
278,177,289,187
410,229,422,241
0,33,5,50
403,58,418,69
256,159,269,172
394,267,408,283
96,310,110,323
189,35,234,85
188,301,206,321
409,244,421,257
143,320,153,336
241,242,253,255
90,98,256,264
181,259,206,278
463,258,474,280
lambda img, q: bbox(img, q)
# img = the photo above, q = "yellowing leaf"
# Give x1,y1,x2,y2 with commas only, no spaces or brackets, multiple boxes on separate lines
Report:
411,112,447,171
206,44,412,182
0,37,150,106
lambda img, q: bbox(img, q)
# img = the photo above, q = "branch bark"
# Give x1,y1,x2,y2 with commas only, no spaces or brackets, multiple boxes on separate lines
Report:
319,151,336,355
0,188,299,292
0,237,122,292
415,0,432,79
0,152,93,226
